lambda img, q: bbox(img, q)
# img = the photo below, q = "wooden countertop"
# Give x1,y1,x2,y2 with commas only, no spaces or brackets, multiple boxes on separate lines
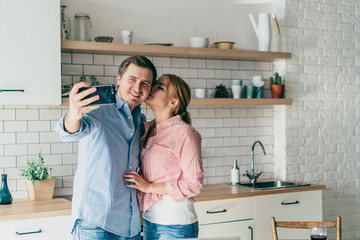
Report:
0,184,325,221
0,198,71,221
194,183,326,202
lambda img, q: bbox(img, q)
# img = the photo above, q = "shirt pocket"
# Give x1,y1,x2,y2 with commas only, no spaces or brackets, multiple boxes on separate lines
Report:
146,143,172,171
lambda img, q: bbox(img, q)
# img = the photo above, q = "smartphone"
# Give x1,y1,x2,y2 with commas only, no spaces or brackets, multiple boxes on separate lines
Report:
78,84,116,106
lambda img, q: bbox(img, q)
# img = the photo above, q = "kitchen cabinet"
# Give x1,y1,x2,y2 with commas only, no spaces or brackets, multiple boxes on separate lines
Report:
254,190,322,240
0,0,61,105
195,197,254,240
0,215,71,240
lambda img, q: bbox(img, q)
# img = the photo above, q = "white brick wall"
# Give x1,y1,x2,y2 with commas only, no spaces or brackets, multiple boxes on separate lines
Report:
284,0,359,239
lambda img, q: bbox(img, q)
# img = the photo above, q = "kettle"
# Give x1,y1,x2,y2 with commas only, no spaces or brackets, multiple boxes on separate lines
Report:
249,13,280,51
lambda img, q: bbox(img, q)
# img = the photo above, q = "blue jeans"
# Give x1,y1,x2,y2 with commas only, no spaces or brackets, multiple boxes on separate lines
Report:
143,218,199,240
72,219,141,240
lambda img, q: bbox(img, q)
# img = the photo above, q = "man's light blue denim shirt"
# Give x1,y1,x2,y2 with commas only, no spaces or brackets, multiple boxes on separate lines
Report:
54,96,145,237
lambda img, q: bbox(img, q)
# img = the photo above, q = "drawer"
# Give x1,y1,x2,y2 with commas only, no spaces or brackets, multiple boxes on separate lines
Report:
195,197,254,225
0,215,72,240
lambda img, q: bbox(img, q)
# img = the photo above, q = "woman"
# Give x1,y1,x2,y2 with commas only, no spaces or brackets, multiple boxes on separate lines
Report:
124,74,203,239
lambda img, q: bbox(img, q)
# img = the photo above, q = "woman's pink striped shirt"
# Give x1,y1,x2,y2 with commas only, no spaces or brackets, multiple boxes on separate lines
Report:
138,115,203,211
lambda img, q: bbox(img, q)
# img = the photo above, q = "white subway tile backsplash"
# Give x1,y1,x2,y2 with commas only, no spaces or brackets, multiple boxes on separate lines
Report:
61,53,72,64
0,133,16,144
0,110,15,120
94,54,114,65
28,143,51,154
0,121,3,132
28,121,51,132
51,142,73,154
16,132,39,144
73,53,93,64
40,132,62,143
215,69,231,79
84,65,104,76
63,153,78,165
104,66,118,76
4,144,27,156
114,55,130,66
153,57,171,67
206,59,222,69
4,121,27,132
62,64,83,75
40,109,62,120
198,69,215,78
189,59,206,68
181,68,198,78
0,156,16,168
162,68,181,76
215,128,232,137
171,58,189,68
52,165,73,177
16,109,39,120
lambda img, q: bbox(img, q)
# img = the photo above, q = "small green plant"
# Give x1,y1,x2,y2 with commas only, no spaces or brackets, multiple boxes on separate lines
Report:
215,84,229,98
19,151,51,186
270,72,282,85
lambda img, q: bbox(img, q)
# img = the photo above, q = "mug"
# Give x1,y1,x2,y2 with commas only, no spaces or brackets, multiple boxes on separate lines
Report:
244,85,255,98
254,86,264,98
195,88,206,98
121,30,133,44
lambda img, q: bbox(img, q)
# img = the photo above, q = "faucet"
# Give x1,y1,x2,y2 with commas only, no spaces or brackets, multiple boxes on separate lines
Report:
243,140,266,185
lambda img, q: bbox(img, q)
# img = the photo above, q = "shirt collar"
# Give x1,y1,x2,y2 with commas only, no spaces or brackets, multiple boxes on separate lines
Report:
115,94,141,113
144,115,182,134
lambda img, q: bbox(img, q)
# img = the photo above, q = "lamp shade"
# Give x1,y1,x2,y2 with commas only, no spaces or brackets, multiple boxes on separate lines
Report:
228,0,277,3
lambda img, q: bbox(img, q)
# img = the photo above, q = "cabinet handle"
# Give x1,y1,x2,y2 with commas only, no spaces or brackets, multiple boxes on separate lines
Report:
281,200,300,205
16,229,42,235
0,89,24,92
248,226,254,240
206,209,227,214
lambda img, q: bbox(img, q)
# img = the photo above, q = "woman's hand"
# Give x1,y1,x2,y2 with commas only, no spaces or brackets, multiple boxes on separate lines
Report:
123,171,151,193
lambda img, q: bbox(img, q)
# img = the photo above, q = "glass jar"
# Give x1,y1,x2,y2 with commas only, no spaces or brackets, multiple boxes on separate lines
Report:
74,13,92,41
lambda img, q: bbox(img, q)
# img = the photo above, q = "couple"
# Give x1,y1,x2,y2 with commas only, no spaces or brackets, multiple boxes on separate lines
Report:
55,55,203,240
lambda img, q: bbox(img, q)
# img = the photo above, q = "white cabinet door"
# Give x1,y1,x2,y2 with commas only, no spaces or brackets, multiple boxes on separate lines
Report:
0,0,61,105
0,215,72,240
254,190,322,240
199,220,254,240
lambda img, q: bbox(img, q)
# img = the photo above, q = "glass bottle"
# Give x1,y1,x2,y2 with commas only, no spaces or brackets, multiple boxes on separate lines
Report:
0,174,13,205
230,159,240,185
74,13,92,41
60,5,71,40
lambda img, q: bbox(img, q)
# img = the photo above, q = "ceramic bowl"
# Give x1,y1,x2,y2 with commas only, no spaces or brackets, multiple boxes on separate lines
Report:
214,41,235,49
190,37,209,48
94,36,114,43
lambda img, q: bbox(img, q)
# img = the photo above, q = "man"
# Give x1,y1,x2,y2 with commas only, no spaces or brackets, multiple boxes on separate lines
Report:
55,56,157,240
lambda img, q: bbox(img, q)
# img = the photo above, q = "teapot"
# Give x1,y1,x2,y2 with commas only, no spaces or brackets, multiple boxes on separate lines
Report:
249,13,280,51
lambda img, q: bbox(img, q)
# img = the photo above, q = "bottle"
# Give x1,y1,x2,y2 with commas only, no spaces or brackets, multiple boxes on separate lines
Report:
60,5,71,40
231,159,240,185
0,174,13,205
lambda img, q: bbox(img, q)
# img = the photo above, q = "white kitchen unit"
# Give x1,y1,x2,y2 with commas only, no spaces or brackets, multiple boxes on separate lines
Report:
0,215,71,240
254,190,322,240
195,197,254,240
0,0,61,105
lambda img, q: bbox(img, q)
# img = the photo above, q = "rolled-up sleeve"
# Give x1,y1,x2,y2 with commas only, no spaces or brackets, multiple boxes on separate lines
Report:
165,128,203,202
54,113,97,142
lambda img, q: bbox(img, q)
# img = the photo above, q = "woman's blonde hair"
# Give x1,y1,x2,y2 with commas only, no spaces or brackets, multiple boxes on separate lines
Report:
162,74,192,125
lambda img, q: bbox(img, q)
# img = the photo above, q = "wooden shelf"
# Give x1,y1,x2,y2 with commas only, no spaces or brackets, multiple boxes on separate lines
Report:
61,40,291,61
59,98,292,107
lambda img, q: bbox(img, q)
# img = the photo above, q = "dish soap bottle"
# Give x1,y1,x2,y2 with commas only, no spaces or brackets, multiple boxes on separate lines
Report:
231,159,240,185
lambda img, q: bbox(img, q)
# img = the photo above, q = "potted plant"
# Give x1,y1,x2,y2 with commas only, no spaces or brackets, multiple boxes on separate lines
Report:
19,151,56,200
270,72,284,98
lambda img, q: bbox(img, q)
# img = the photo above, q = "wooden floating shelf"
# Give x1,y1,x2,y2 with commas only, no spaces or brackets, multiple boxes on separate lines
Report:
59,98,292,107
61,40,291,61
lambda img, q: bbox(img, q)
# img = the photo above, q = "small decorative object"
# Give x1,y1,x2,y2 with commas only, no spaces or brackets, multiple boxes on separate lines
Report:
19,151,56,200
94,36,114,43
270,72,284,98
230,159,240,185
0,174,13,205
79,76,99,85
60,5,71,40
120,30,133,44
214,41,235,49
231,80,242,99
215,84,229,98
195,88,206,98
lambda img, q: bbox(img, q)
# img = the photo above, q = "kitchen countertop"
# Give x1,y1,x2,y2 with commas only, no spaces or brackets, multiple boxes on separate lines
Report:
0,198,71,221
0,183,325,221
194,183,326,202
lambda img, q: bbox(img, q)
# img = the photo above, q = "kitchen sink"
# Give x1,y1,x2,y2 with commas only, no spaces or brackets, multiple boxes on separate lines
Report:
238,180,310,190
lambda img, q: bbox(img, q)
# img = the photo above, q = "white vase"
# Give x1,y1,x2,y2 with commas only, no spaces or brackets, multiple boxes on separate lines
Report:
249,13,271,51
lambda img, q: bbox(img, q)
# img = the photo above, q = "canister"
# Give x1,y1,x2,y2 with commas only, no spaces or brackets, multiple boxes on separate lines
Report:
74,13,92,41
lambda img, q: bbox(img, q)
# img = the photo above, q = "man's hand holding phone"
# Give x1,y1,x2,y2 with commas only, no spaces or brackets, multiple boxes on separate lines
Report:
64,82,101,133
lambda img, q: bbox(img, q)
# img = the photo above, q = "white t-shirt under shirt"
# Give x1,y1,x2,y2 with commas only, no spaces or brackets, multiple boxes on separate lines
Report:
143,195,198,225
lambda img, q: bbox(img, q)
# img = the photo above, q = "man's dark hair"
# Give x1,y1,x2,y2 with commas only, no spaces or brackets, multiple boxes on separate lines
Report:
118,56,157,86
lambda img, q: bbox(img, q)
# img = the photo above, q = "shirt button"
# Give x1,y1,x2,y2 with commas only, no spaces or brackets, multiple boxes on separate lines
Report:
128,116,131,119
129,166,133,169
130,132,133,136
